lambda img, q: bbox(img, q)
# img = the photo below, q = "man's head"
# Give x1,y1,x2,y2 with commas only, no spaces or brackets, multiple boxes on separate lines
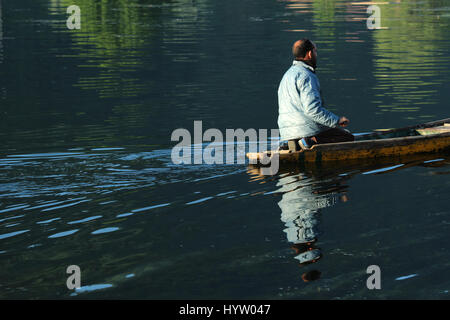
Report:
292,39,317,69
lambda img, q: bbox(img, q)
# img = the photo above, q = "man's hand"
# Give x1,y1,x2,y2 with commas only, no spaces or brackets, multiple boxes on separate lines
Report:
338,116,350,127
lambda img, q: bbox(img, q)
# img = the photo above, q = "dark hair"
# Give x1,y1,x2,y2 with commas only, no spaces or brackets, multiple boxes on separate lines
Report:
292,39,315,59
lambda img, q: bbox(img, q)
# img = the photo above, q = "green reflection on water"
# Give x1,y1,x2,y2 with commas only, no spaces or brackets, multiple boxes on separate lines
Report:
370,1,450,118
48,0,166,99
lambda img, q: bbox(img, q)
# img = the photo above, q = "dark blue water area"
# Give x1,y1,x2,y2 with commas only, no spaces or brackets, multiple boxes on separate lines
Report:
0,0,449,299
0,148,449,299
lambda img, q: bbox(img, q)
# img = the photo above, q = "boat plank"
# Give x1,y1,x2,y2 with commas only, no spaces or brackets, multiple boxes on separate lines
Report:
416,126,450,136
356,117,450,140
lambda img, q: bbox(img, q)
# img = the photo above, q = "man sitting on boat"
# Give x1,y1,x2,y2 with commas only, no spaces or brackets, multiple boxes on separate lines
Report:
278,39,354,151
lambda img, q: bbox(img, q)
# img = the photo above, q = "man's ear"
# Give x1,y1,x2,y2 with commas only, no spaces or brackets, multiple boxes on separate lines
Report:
305,50,312,60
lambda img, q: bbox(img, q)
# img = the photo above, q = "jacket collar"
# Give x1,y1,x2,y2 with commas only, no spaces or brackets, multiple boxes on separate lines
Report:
293,60,315,73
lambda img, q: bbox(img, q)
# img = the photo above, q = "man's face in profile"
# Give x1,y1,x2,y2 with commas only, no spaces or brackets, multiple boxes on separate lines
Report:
310,43,317,69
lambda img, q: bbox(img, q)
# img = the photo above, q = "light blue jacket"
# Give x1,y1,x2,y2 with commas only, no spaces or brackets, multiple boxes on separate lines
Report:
277,60,340,141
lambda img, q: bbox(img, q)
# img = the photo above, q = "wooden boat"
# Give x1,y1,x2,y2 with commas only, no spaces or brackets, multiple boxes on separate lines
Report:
246,118,450,165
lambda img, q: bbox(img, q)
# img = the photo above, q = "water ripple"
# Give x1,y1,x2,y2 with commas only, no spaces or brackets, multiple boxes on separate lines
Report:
0,229,30,240
48,229,79,239
67,215,102,225
91,227,119,235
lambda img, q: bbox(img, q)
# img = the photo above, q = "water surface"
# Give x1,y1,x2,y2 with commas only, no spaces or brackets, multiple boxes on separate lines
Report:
0,0,449,299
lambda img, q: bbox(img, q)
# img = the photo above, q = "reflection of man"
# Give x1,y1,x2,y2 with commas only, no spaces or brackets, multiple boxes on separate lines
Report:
276,172,348,281
277,173,337,245
278,39,354,151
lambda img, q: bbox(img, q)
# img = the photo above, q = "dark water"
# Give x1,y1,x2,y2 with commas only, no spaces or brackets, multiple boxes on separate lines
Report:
0,0,449,299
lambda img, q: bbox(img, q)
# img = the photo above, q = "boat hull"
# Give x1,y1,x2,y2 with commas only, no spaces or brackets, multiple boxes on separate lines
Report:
247,118,450,165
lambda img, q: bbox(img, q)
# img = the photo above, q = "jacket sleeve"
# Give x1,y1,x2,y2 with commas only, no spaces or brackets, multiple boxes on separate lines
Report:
298,75,340,128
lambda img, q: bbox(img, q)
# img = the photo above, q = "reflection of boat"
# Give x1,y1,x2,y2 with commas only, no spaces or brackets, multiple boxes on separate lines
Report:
248,151,450,180
247,118,450,165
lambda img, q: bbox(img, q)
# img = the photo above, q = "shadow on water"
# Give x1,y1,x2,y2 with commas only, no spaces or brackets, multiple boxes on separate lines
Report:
247,151,450,284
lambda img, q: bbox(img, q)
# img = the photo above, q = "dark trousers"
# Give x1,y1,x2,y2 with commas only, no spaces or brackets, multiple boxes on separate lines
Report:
288,128,355,151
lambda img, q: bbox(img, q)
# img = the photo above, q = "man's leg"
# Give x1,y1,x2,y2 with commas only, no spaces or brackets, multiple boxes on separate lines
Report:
287,128,354,152
314,128,354,144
